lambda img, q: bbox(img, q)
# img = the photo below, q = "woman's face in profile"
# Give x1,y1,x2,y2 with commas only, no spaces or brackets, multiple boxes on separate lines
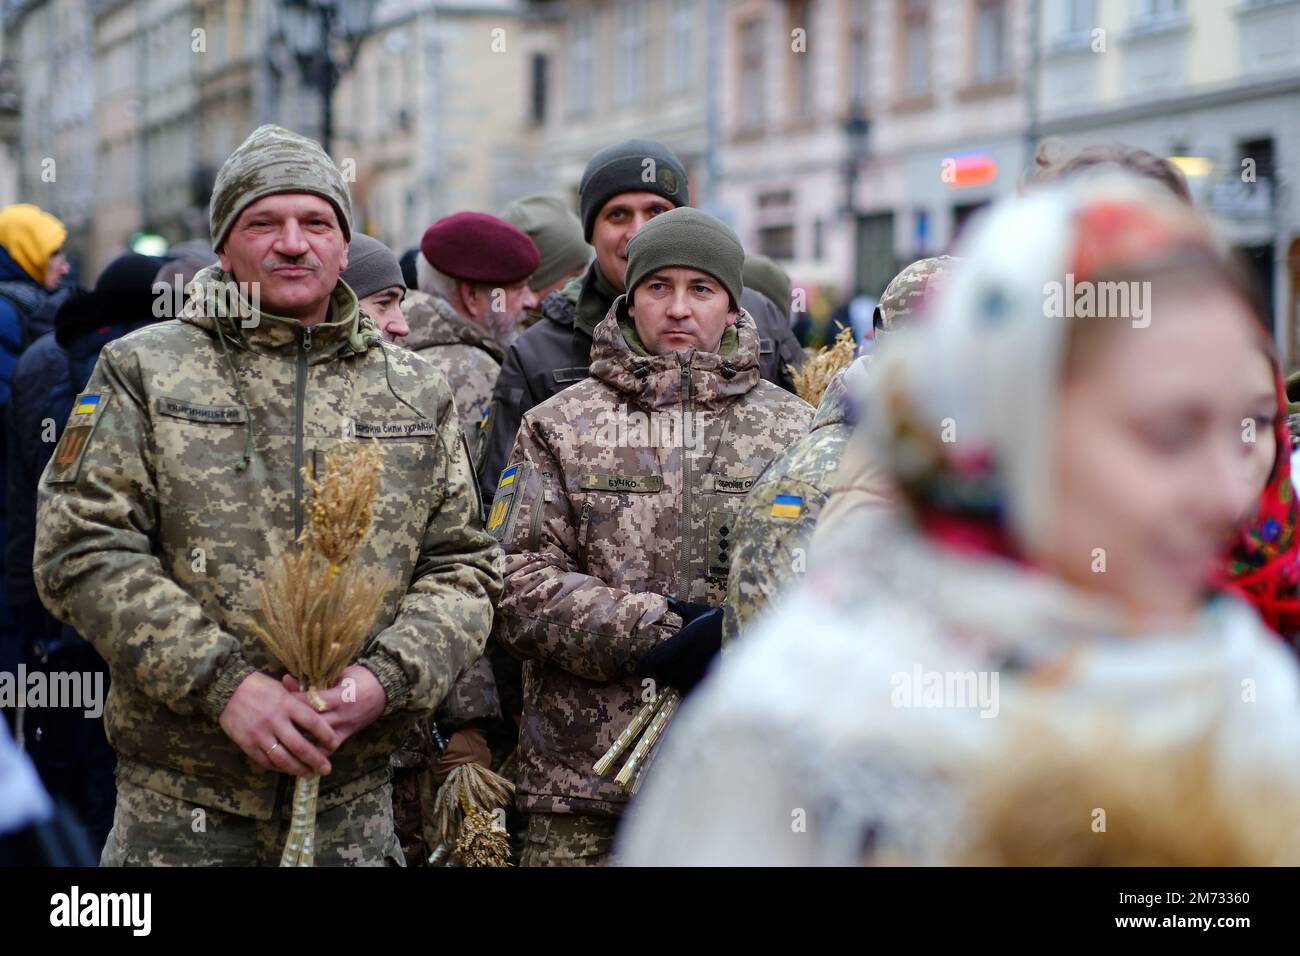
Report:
1039,283,1278,626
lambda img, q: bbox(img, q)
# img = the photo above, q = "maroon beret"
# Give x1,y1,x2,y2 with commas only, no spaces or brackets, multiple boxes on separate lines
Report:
419,211,540,285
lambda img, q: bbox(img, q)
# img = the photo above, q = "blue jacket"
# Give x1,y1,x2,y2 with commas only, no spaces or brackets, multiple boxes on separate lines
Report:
5,301,153,654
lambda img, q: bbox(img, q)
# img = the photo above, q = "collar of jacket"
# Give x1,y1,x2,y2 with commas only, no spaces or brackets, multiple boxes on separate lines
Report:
574,260,622,340
178,265,374,362
589,294,759,411
400,289,505,362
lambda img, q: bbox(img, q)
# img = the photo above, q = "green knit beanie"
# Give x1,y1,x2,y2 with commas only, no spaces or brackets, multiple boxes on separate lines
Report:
501,194,591,292
624,207,744,308
742,253,793,314
209,125,353,251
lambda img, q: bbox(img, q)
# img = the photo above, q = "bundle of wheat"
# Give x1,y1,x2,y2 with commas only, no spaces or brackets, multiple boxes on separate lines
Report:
792,327,857,406
247,441,392,867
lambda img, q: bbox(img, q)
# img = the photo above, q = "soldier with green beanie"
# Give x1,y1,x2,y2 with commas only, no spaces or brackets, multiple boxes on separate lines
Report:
476,138,806,499
34,124,501,866
489,205,811,866
500,194,592,301
742,253,794,317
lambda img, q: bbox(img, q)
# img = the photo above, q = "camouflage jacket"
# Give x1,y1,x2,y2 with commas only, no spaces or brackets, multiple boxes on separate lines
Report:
490,299,812,816
34,266,502,819
400,290,504,462
723,357,867,644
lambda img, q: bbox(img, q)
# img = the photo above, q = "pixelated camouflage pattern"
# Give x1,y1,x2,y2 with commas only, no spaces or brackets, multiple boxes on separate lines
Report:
208,124,353,250
723,358,869,644
492,299,812,816
519,812,618,867
100,777,403,866
401,290,505,454
34,264,501,821
876,255,959,330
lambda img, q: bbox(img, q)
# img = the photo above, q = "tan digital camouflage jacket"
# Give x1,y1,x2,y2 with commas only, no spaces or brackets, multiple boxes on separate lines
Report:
722,357,867,645
490,299,811,816
33,266,502,819
400,290,504,462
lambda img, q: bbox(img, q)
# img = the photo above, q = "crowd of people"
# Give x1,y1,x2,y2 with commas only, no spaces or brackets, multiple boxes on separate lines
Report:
1,123,1297,868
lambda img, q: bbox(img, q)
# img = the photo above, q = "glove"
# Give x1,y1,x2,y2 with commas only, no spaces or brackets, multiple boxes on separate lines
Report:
635,598,725,696
432,727,492,787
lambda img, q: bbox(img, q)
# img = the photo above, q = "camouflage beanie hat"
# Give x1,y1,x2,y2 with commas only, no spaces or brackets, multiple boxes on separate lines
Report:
209,125,353,251
624,207,744,308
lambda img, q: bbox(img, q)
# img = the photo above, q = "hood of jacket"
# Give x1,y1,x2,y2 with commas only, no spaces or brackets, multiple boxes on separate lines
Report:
400,289,505,362
588,294,760,412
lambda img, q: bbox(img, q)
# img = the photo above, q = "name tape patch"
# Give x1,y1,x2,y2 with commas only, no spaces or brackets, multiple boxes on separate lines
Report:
710,475,757,493
579,474,663,493
352,419,440,439
155,398,248,424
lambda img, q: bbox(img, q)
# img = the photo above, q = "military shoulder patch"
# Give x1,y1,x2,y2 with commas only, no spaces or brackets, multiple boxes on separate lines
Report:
770,494,804,519
487,461,532,542
47,388,113,484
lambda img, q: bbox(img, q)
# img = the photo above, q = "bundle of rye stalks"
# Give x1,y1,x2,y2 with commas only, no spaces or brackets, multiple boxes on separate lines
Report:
793,327,857,406
593,687,681,795
248,441,391,867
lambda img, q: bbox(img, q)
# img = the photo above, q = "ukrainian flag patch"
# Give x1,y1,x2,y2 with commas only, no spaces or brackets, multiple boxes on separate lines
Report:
74,394,101,415
486,462,530,542
770,494,803,519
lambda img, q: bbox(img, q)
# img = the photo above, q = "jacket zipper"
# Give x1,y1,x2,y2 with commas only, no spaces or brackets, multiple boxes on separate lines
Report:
294,325,312,538
676,360,692,601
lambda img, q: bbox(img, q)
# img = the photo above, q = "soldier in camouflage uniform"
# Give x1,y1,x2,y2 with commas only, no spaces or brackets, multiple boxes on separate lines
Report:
401,212,539,468
725,256,960,644
476,139,806,499
33,125,502,866
489,208,812,865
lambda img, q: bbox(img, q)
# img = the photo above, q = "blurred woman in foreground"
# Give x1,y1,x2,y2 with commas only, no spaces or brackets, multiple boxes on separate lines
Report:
617,173,1300,866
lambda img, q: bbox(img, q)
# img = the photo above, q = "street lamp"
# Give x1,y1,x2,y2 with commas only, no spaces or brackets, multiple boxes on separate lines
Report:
275,0,378,155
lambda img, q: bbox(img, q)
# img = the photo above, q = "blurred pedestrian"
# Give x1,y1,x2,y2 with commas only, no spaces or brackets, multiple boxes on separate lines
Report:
0,203,69,719
618,173,1300,865
6,252,166,854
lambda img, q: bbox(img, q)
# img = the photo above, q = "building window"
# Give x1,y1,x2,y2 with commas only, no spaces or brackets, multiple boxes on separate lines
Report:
569,11,593,115
758,224,796,261
788,0,813,118
667,0,694,93
1131,0,1184,27
973,0,1009,82
530,53,548,125
848,0,869,109
1063,0,1097,37
901,0,930,97
739,18,766,132
617,1,644,105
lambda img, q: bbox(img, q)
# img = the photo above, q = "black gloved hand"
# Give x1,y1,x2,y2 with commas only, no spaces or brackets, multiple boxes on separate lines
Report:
667,599,716,626
636,598,725,697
